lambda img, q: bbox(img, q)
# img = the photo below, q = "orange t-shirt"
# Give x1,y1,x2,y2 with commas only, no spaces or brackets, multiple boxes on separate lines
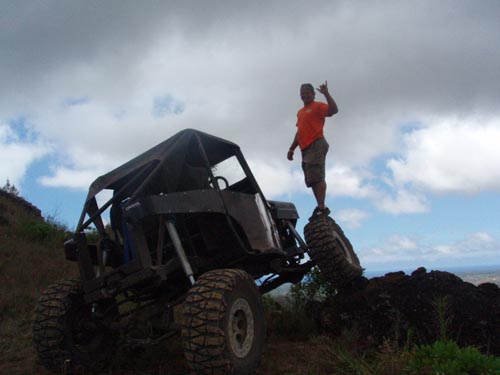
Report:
296,101,329,150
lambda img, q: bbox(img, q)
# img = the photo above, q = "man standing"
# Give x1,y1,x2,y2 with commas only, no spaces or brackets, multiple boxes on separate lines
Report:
287,81,338,219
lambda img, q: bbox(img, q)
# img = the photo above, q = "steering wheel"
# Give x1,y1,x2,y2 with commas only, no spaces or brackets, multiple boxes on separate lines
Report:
213,176,229,189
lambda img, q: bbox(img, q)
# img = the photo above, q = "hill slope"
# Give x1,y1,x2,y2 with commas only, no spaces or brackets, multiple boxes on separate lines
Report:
0,193,77,374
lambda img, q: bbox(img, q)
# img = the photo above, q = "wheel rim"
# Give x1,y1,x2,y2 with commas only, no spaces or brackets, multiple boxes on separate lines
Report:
70,303,105,352
228,297,254,358
332,231,355,265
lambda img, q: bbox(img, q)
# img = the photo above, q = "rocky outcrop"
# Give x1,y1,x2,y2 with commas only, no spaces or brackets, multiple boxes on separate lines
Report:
314,267,500,354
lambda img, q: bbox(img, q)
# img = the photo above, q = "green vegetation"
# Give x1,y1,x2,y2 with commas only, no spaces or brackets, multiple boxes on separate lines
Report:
1,195,499,374
2,179,20,196
15,216,68,245
290,266,336,306
407,340,500,375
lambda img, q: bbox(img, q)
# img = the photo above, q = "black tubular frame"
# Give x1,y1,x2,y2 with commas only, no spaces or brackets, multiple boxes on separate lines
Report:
77,161,160,232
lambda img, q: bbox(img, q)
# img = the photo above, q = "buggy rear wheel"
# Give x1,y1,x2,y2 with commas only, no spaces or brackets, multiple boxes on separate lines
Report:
182,269,265,375
304,217,362,289
32,279,117,373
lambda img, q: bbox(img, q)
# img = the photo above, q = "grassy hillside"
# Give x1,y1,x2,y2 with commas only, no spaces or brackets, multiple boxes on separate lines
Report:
1,193,499,375
0,195,77,374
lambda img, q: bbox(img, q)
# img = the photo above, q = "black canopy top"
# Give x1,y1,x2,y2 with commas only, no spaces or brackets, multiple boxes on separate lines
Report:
85,129,241,202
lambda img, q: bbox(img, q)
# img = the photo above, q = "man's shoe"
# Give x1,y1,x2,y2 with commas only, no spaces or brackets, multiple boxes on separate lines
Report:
309,206,331,221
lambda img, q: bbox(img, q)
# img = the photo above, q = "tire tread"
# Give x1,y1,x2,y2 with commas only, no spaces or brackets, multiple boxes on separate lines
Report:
304,217,362,289
182,269,261,375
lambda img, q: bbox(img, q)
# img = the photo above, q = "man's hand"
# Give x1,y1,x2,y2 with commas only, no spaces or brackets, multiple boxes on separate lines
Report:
317,81,329,96
287,149,294,161
318,80,338,116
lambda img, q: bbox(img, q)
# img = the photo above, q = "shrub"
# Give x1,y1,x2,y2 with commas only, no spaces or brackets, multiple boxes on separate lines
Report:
16,216,68,246
406,340,500,375
2,179,20,196
290,266,335,309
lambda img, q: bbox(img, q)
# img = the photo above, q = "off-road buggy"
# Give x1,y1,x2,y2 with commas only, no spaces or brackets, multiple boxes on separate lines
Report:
33,129,362,374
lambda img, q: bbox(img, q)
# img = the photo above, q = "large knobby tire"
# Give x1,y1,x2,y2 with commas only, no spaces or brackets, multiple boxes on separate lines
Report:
182,269,265,375
304,217,363,289
32,279,117,373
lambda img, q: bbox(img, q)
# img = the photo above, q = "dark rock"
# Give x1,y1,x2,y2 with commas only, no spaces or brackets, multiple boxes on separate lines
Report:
411,267,427,277
317,268,500,354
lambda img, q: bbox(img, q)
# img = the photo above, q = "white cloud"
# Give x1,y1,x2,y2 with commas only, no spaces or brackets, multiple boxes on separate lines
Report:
430,233,499,259
323,163,430,215
360,232,500,269
472,232,495,243
388,235,418,250
248,160,306,199
326,165,377,199
337,208,369,229
434,245,453,255
0,123,51,188
452,232,498,255
255,159,431,216
375,188,429,215
38,167,103,190
362,235,420,264
388,118,500,194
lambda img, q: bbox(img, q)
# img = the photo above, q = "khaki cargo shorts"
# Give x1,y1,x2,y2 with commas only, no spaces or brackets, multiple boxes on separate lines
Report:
301,137,329,187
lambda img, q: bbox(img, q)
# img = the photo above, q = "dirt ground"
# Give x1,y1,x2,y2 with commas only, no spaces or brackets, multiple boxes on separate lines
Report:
1,336,344,375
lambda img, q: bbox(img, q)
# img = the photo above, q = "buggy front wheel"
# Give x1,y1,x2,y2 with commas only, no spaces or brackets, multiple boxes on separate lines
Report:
304,217,363,289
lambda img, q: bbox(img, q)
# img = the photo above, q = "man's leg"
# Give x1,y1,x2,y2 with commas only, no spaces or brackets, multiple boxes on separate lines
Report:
311,180,327,210
302,139,329,217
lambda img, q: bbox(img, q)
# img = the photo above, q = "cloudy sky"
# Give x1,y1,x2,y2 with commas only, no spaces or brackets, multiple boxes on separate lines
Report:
1,0,499,273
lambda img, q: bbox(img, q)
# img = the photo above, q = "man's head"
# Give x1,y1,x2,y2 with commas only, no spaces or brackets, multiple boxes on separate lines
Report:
300,83,315,105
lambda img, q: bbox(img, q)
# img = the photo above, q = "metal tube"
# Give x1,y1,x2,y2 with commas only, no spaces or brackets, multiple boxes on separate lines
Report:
165,219,195,285
285,220,309,251
129,160,164,202
76,201,88,232
156,215,165,265
78,160,160,231
195,134,219,191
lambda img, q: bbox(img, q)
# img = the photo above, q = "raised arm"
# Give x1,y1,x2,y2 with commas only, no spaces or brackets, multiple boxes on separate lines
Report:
317,81,338,116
